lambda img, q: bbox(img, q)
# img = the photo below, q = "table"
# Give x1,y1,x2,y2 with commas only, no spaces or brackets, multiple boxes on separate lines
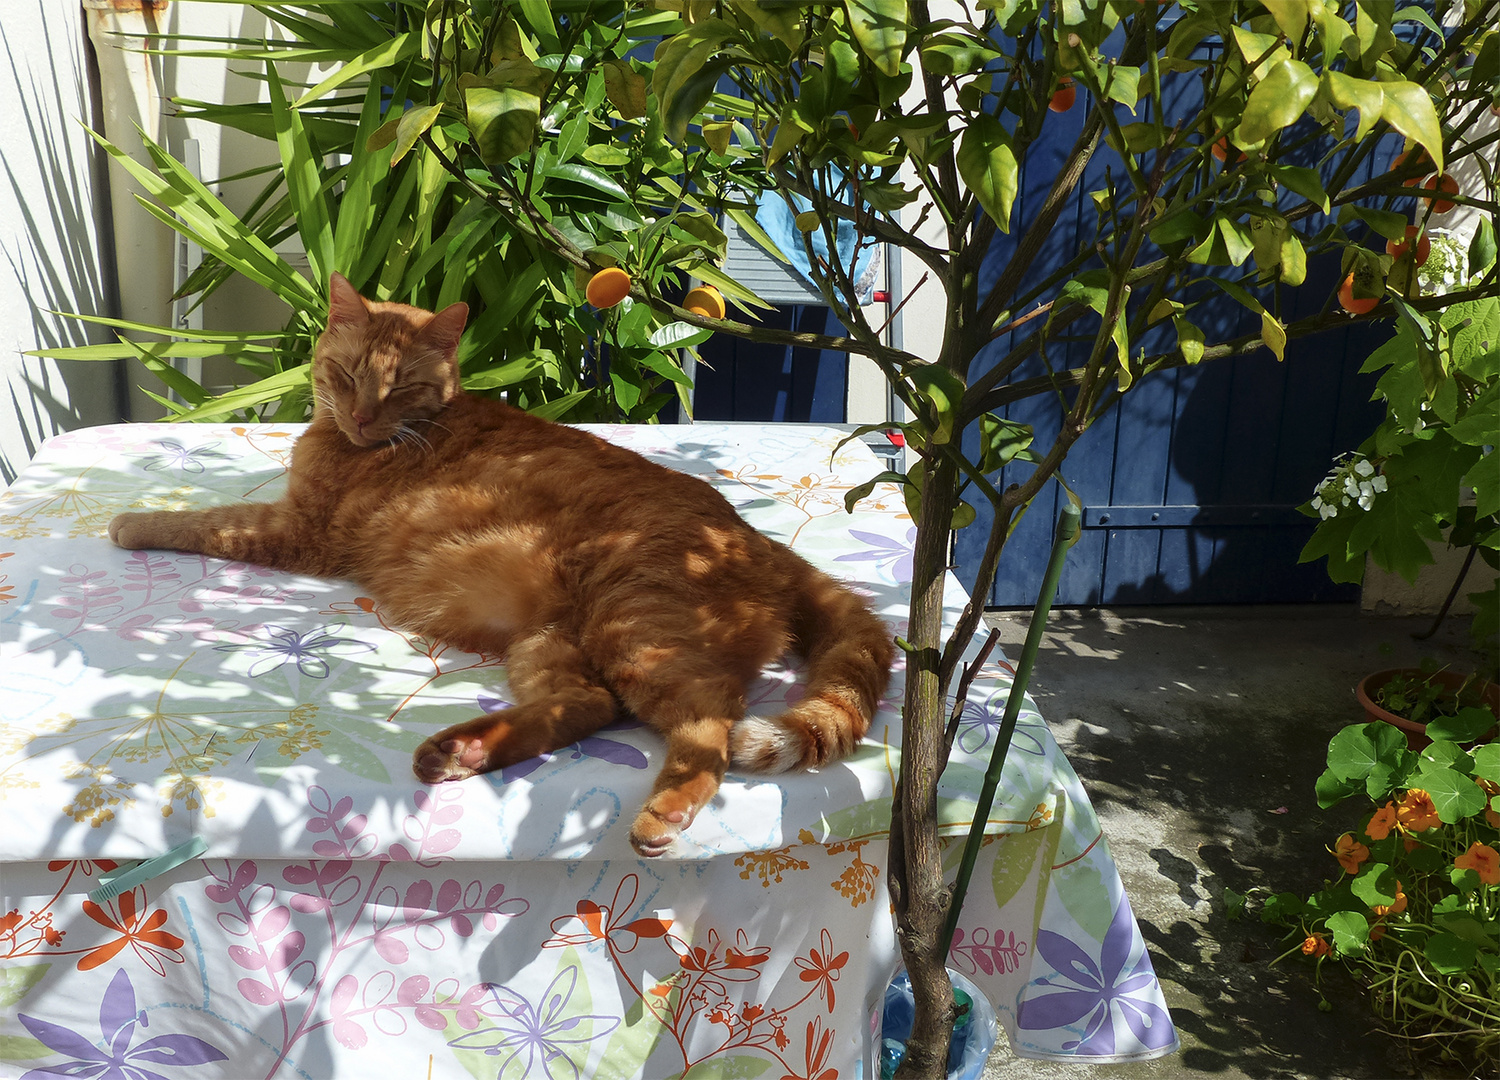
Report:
0,422,1176,1078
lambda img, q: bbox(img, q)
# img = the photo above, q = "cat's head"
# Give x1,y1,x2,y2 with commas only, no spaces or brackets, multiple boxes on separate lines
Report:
313,273,469,448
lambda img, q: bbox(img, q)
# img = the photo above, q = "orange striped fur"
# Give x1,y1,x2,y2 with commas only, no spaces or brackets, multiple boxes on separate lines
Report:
109,274,894,856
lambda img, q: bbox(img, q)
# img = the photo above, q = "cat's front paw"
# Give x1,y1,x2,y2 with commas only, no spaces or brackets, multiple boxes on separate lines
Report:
629,793,699,858
108,512,163,550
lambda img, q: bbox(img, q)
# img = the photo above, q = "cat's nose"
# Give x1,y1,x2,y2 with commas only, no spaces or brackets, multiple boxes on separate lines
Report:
351,410,372,429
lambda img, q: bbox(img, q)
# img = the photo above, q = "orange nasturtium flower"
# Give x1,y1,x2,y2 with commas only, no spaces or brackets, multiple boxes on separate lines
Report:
1364,802,1397,841
1333,833,1370,874
1454,842,1500,886
1301,933,1331,958
1396,788,1442,832
1371,881,1408,918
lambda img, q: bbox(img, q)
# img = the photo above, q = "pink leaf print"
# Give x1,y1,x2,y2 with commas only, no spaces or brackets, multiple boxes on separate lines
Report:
253,906,290,943
266,932,305,973
237,978,278,1006
435,880,461,914
373,932,409,965
228,946,265,971
289,893,331,914
424,829,460,854
281,865,316,886
330,975,367,1049
403,880,432,922
449,914,473,938
397,976,430,1005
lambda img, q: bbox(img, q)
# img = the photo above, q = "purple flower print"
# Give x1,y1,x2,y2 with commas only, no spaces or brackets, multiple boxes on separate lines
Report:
138,439,230,475
18,967,227,1080
835,526,914,583
447,964,619,1079
214,623,373,678
953,698,1046,758
1016,898,1174,1056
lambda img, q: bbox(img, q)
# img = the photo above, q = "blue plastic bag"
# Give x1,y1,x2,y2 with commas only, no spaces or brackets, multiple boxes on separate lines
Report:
874,969,998,1080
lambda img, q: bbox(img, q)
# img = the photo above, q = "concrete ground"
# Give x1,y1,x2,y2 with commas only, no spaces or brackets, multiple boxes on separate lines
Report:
972,605,1493,1080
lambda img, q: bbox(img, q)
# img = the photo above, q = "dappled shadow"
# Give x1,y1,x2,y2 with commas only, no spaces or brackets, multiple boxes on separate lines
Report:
983,606,1488,1078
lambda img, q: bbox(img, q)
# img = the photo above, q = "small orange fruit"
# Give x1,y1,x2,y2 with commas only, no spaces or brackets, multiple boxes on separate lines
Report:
1339,270,1380,315
1422,173,1459,214
586,266,632,308
1211,135,1246,165
1391,148,1435,186
1048,77,1076,113
1386,225,1431,267
683,285,726,320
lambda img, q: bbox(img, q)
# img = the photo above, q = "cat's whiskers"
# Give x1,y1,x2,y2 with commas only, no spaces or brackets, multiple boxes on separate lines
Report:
395,423,434,455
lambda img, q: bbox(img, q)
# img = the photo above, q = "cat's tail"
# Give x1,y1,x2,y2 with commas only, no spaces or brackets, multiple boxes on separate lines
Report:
730,566,894,773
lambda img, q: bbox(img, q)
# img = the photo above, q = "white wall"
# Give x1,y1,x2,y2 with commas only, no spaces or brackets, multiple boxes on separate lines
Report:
0,0,122,482
0,1,300,481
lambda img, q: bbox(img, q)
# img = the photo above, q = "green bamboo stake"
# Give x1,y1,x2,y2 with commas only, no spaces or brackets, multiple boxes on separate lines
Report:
940,502,1082,956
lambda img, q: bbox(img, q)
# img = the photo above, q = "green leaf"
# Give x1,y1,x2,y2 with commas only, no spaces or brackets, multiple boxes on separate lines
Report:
1238,59,1317,145
0,964,51,1008
1473,743,1500,784
527,389,594,422
648,321,713,350
602,59,648,120
1379,80,1444,175
0,1035,52,1062
467,84,542,164
1325,71,1384,141
1350,205,1410,243
909,363,965,445
1174,316,1205,364
390,103,443,167
956,115,1018,233
1262,311,1287,362
846,0,908,77
1423,932,1477,975
1327,722,1407,783
1469,217,1497,276
844,469,910,513
461,353,545,391
1261,0,1309,43
1420,767,1489,822
978,413,1033,473
1315,766,1363,808
1327,911,1370,956
1350,862,1400,909
1276,165,1330,214
293,32,417,108
1424,706,1497,745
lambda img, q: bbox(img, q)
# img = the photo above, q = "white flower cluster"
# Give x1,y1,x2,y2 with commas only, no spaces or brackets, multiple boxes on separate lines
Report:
1310,455,1388,519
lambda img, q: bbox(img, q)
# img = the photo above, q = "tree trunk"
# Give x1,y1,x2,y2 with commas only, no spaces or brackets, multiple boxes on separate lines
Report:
891,452,961,1077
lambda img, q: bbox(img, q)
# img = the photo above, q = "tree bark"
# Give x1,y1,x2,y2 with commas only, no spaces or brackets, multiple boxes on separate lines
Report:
891,452,961,1078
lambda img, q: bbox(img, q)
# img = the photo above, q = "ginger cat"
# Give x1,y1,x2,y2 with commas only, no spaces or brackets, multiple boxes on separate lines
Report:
109,273,894,856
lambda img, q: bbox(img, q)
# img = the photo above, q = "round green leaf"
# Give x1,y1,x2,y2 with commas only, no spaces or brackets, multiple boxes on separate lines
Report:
1423,932,1477,975
1419,767,1488,822
1327,910,1370,956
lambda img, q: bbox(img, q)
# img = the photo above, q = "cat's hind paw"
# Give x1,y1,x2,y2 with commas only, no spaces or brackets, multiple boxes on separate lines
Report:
412,734,489,783
628,793,698,858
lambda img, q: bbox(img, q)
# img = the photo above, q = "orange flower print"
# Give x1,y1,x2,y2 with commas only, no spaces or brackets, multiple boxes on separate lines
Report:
1301,933,1331,958
1363,802,1397,841
1332,833,1370,874
1396,788,1441,832
794,929,849,1012
781,1016,838,1080
78,888,185,976
1454,842,1500,886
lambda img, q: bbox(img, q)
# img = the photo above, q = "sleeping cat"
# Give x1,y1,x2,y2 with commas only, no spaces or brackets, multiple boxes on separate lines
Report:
109,273,894,856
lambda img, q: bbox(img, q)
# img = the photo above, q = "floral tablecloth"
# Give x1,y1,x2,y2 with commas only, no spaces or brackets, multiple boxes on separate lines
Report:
0,423,1176,1079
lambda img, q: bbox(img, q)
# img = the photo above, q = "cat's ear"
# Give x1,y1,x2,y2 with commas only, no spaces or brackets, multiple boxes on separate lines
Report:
422,302,469,358
327,272,370,330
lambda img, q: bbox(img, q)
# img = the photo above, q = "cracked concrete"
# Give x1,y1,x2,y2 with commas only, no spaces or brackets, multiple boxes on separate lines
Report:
976,605,1491,1080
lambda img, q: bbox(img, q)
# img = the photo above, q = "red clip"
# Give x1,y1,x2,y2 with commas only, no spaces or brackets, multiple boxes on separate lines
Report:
872,291,891,303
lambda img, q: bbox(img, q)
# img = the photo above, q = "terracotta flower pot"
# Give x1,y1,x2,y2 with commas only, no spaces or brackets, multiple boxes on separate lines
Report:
1356,668,1500,750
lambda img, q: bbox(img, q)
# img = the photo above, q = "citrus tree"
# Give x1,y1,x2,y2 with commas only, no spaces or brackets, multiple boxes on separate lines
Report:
41,0,1500,1072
